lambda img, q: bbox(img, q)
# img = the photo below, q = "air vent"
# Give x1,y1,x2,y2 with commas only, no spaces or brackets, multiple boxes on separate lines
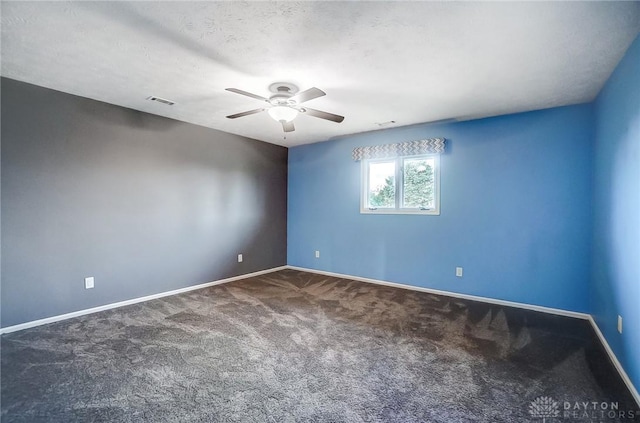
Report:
147,96,175,106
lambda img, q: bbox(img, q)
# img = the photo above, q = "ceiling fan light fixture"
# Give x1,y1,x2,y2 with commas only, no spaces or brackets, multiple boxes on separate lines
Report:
226,84,344,131
268,106,298,122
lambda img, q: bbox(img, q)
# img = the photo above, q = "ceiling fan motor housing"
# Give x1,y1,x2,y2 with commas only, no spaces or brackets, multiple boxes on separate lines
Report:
268,83,299,107
269,95,297,107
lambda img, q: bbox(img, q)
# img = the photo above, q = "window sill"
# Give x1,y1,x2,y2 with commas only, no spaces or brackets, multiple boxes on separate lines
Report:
360,208,440,215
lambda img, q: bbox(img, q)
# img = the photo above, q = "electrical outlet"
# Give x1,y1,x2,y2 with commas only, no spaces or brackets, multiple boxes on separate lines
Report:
84,277,95,289
315,250,320,258
238,254,243,263
455,267,463,277
618,315,623,334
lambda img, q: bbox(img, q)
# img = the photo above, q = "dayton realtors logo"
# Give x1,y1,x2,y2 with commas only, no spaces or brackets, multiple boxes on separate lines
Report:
529,397,560,422
562,400,637,420
529,396,639,422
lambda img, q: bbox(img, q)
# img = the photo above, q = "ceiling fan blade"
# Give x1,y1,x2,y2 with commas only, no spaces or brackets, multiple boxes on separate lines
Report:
225,88,269,102
301,107,344,123
226,108,265,119
289,87,325,104
281,120,295,132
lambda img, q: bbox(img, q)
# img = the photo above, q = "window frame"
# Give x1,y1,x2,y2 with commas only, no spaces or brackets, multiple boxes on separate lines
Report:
360,153,440,215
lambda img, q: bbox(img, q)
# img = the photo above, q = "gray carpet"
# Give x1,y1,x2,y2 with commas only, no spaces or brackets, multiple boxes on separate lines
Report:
2,269,638,422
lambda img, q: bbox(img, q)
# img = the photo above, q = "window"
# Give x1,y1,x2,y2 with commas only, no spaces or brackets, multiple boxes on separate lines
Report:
361,154,440,215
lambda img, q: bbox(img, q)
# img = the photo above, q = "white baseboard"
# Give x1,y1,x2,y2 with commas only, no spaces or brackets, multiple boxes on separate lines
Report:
286,265,639,408
0,266,288,335
286,266,590,320
588,316,640,407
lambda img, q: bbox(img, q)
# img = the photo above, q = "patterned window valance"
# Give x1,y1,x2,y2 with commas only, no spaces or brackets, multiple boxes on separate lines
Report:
352,137,445,161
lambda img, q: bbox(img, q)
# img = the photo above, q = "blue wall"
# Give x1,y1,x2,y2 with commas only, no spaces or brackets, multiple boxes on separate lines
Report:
592,34,640,392
288,104,594,313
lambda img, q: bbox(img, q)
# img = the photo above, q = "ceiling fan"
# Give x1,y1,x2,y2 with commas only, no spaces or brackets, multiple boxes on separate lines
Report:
225,82,344,133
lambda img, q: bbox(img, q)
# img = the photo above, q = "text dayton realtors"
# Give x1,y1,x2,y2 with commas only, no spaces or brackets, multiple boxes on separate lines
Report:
562,401,637,420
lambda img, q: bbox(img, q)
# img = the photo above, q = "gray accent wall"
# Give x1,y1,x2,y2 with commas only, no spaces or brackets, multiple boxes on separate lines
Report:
1,78,288,327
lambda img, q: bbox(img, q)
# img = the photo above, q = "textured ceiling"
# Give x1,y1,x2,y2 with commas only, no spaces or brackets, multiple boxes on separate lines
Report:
2,1,639,146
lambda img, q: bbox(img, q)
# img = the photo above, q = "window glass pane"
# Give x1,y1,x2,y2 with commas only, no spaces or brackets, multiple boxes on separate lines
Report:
402,157,435,208
368,161,396,208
